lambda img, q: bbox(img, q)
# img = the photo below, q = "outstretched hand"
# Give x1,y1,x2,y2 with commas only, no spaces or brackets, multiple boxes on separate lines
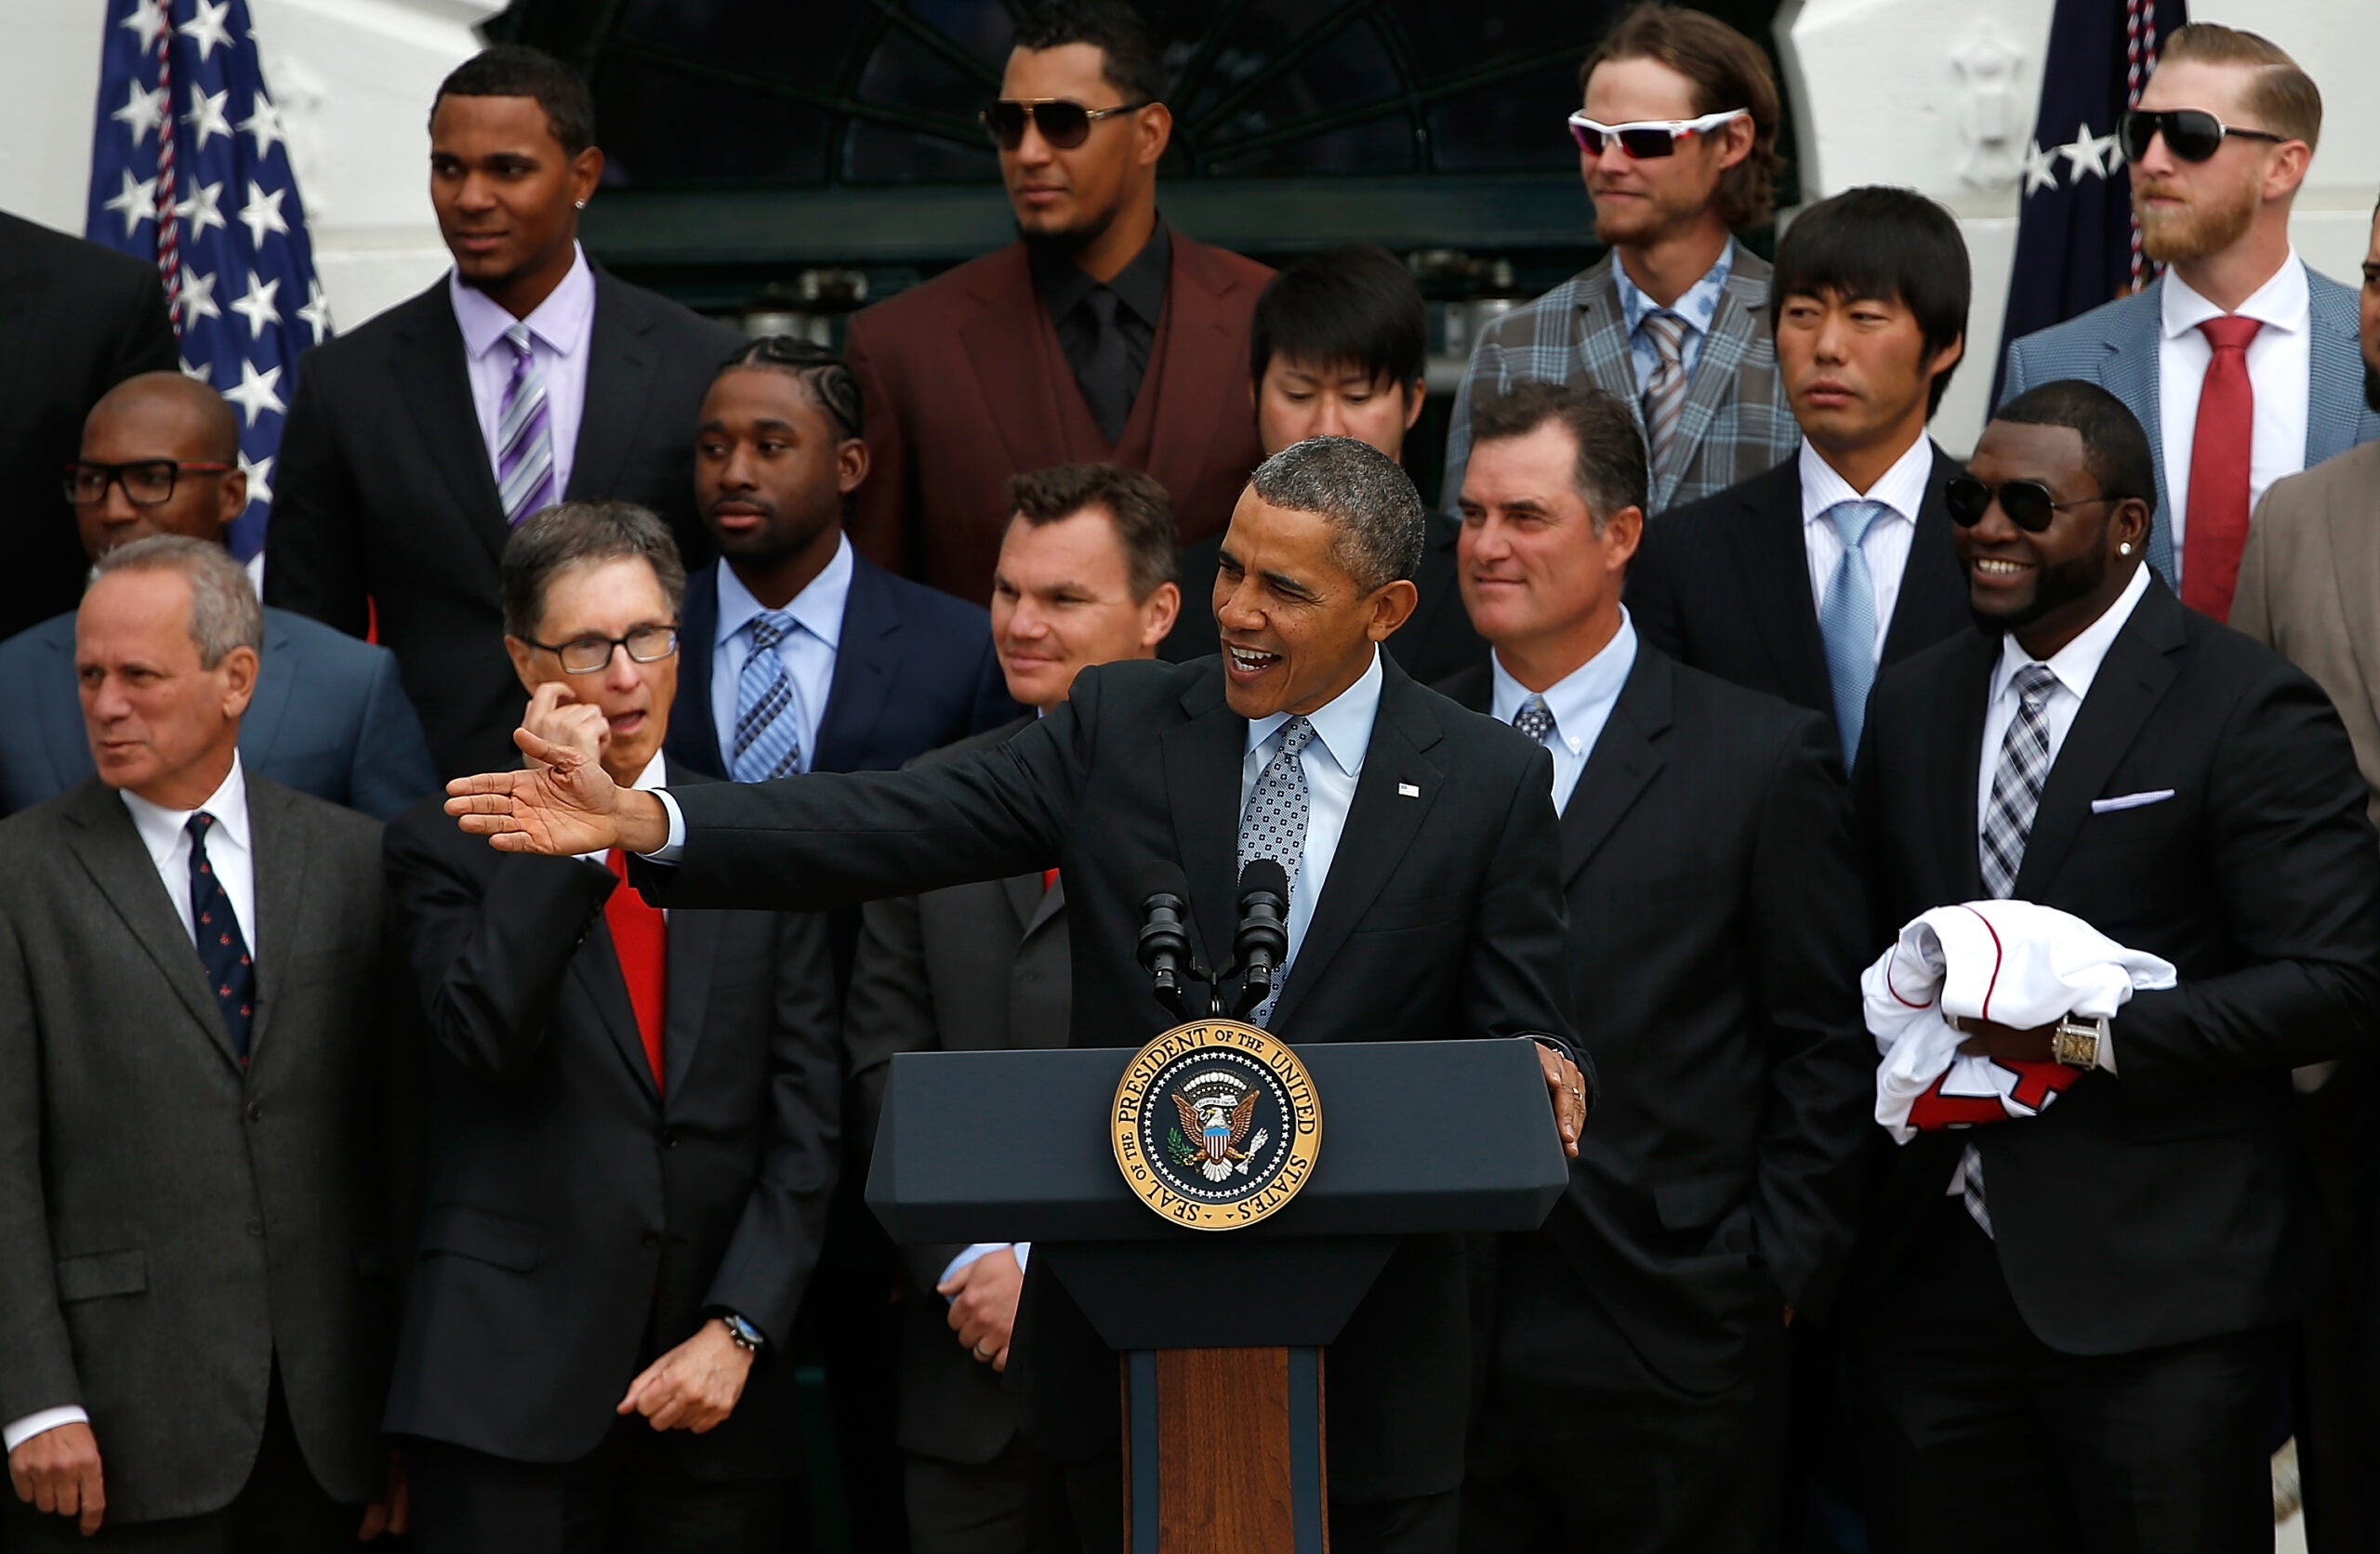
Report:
444,725,664,857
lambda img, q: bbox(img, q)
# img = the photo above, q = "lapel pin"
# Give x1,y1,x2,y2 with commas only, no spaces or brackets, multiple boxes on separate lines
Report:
1397,782,1421,798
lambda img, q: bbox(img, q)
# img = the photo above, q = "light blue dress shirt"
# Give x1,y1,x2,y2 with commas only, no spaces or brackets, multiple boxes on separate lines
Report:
708,535,853,777
1611,240,1736,399
1489,611,1638,815
1240,647,1385,994
448,244,596,502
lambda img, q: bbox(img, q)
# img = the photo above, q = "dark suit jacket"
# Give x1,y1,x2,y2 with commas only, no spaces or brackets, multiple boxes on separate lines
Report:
1628,445,1971,743
844,717,1065,1467
1443,648,1871,1393
0,605,438,821
845,234,1271,605
633,653,1579,1500
666,555,1021,781
380,767,841,1477
0,212,178,642
1847,576,2380,1353
266,270,744,781
0,776,392,1523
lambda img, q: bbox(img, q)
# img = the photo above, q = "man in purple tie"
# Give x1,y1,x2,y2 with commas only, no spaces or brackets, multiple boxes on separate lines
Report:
267,46,742,781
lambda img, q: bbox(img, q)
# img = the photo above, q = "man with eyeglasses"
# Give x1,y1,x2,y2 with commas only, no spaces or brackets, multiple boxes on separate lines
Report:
1840,379,2380,1552
1441,3,1799,525
0,371,436,820
2002,22,2380,623
380,500,841,1553
843,0,1271,607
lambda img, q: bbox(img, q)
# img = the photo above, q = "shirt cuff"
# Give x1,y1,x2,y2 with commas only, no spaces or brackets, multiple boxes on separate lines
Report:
638,789,688,864
939,1241,1031,1292
4,1407,88,1454
2098,1016,2118,1075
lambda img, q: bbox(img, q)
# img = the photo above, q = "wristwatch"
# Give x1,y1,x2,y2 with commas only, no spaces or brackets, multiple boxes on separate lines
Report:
2051,1015,2109,1070
716,1311,766,1354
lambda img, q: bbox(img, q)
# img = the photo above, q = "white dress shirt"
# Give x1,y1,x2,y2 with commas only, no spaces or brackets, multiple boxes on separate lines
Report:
575,749,672,885
708,537,853,776
5,758,258,1452
449,244,597,502
1800,435,1935,663
2156,253,2311,560
1489,612,1639,814
1240,647,1384,998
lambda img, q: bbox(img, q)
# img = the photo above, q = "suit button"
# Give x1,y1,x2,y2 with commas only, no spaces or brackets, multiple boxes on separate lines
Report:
641,1231,661,1248
245,1101,263,1122
658,1127,677,1149
246,1218,265,1238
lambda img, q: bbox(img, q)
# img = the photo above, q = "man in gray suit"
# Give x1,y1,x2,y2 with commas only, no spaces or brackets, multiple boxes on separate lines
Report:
0,536,399,1548
0,372,438,820
845,463,1179,1554
1442,5,1799,521
2000,23,2379,617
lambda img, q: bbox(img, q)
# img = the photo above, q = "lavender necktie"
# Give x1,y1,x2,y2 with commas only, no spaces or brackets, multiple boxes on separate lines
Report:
496,322,556,527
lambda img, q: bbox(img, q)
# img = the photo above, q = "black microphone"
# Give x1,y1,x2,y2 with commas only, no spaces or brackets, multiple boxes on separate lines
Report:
1135,863,1194,1012
1231,859,1290,1019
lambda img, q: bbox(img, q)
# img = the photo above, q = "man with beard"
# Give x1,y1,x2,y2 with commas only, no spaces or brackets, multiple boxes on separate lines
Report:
842,0,1271,606
1442,4,1799,523
1841,378,2380,1552
2001,23,2379,623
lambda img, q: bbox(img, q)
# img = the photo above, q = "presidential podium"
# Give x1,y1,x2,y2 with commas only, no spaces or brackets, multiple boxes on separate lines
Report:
866,1035,1568,1554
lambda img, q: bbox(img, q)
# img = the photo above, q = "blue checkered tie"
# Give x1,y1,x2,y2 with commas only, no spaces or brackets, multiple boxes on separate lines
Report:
732,611,804,783
1818,501,1884,765
188,812,254,1062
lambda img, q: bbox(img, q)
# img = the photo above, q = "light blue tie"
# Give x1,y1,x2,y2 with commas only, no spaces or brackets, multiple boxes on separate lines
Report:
731,612,804,783
1818,501,1884,766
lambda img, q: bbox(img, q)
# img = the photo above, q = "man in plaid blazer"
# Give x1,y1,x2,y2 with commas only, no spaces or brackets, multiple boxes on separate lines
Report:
1441,6,1798,520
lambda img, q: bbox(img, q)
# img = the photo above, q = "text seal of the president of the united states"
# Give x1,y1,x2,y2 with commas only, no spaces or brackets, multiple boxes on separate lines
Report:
1112,1020,1322,1231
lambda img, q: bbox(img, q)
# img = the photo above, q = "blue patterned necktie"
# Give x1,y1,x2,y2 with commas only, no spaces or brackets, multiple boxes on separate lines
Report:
1818,501,1884,765
1236,717,1316,1028
495,323,556,527
1512,694,1555,747
732,611,804,783
188,812,254,1062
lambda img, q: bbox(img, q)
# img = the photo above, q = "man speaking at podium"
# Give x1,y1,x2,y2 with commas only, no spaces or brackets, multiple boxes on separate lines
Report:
447,435,1588,1553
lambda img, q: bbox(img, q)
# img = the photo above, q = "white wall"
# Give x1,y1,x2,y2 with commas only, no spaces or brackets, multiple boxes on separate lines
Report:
0,0,498,334
1778,0,2380,453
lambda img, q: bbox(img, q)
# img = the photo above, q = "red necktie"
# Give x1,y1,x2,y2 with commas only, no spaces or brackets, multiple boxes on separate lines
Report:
2180,314,2262,621
603,849,668,1090
1042,867,1059,894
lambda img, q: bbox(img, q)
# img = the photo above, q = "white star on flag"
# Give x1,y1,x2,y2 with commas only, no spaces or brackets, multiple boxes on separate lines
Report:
177,268,222,325
102,168,159,236
113,79,168,148
237,94,284,159
222,359,285,426
230,271,282,338
179,357,212,383
238,179,287,248
176,179,228,241
2056,123,2117,183
2021,139,2059,195
184,86,232,151
297,277,334,343
118,0,169,51
178,0,234,61
239,450,274,506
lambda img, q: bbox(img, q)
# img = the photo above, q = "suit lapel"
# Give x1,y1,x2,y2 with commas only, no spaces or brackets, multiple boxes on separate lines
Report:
673,567,727,777
1558,654,1669,884
239,613,298,770
60,784,239,1069
1728,464,1832,710
1659,266,1757,498
1571,259,1647,410
1880,447,1967,666
2306,276,2371,468
999,871,1046,935
2098,286,2172,583
959,248,1068,480
567,272,658,508
661,907,721,1097
242,777,305,1065
1269,664,1446,1032
1930,633,1998,900
813,559,894,773
390,289,510,563
1141,236,1254,504
575,915,661,1102
2322,447,2380,715
1158,673,1248,971
1021,871,1066,940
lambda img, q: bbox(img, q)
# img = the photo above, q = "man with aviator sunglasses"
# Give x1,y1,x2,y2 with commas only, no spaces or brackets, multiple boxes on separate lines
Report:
2001,22,2380,623
844,0,1270,610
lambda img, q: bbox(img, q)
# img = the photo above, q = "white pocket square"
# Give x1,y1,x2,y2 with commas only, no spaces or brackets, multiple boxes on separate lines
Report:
2091,789,2175,814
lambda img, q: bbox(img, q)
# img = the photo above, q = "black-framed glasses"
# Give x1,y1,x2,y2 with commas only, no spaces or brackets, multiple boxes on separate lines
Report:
1566,107,1748,159
1946,474,2131,533
521,625,680,675
2116,108,2288,165
980,98,1151,151
62,459,236,506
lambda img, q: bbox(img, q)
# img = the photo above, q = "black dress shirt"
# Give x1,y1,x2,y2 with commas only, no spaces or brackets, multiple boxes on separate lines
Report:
1029,220,1171,443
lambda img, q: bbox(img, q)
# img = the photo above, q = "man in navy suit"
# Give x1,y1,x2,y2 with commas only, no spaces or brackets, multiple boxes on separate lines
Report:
2000,23,2379,616
0,372,436,820
668,336,1021,783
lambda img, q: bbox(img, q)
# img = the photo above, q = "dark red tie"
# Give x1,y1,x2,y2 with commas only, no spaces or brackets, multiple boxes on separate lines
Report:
604,849,667,1090
1042,867,1059,894
2181,314,2262,620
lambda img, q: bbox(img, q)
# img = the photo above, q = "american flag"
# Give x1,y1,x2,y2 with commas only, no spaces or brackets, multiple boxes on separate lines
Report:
84,0,330,563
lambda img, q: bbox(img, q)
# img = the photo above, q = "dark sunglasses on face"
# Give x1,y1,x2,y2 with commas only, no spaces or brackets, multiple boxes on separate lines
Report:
1566,107,1749,159
980,98,1150,151
2116,107,2287,165
63,459,236,507
1945,473,2131,533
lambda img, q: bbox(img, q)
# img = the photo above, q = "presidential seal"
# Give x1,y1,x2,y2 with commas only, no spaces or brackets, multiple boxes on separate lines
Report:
1111,1020,1322,1231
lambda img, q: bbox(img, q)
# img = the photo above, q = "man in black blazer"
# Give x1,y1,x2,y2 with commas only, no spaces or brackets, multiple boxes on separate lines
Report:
847,464,1181,1554
0,538,397,1548
1440,382,1872,1551
0,373,437,821
1629,187,1974,762
0,209,178,643
382,503,841,1550
1843,380,2380,1551
266,46,743,782
448,437,1589,1554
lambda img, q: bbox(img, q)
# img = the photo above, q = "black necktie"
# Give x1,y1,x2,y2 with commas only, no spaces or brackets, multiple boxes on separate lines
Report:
188,811,255,1061
1078,287,1132,445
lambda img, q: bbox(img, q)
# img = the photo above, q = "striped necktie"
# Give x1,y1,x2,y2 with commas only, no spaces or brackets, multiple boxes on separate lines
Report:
496,322,556,527
732,610,805,783
1641,311,1690,470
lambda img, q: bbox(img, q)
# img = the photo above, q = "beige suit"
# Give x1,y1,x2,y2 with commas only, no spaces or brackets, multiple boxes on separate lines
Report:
2235,441,2380,827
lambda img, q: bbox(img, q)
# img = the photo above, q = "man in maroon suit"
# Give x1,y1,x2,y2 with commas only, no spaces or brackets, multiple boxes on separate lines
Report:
844,0,1271,606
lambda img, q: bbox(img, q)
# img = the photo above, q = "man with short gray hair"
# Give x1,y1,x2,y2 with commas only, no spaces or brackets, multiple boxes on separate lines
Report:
0,534,401,1548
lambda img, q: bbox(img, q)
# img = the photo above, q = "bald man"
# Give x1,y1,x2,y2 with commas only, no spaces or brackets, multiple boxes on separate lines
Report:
0,373,437,820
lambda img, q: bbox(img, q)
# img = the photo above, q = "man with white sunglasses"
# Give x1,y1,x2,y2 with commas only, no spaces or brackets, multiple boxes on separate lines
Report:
1441,3,1799,522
